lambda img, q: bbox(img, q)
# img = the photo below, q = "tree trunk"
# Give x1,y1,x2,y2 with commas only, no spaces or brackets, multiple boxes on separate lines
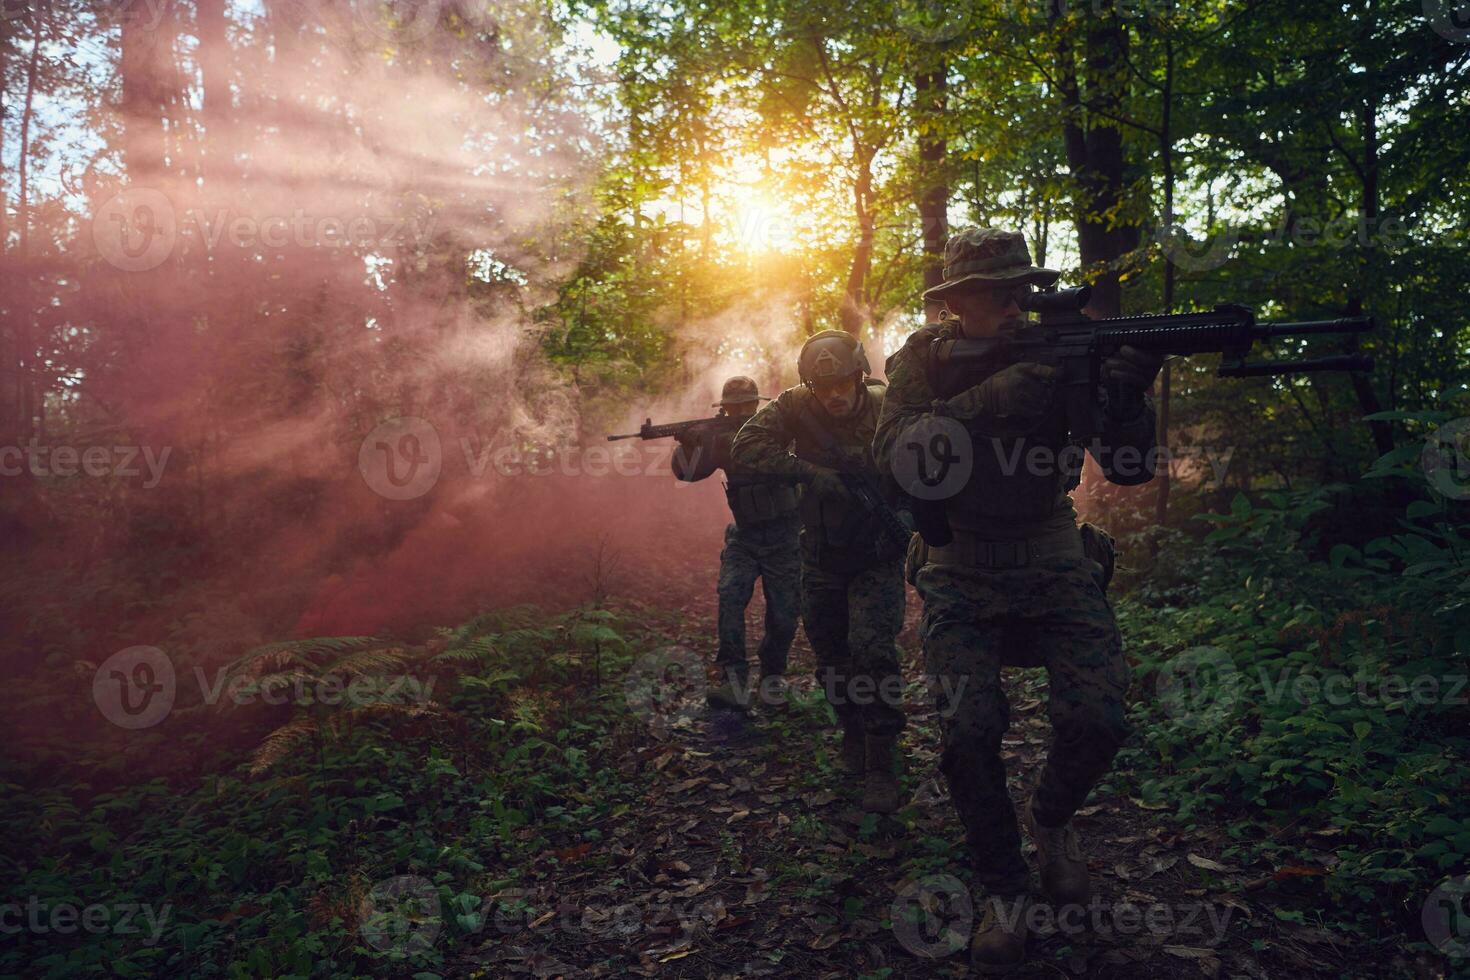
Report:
1346,95,1393,457
1054,6,1132,318
1,6,46,546
839,150,875,335
915,64,948,323
1155,24,1175,529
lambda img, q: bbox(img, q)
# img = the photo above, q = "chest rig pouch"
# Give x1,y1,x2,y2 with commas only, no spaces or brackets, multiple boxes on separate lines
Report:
725,479,800,528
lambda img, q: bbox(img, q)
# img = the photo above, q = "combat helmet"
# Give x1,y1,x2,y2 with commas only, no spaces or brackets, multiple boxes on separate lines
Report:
798,330,871,386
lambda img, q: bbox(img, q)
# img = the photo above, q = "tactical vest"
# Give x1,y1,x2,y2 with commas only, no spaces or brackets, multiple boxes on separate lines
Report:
725,480,801,528
907,321,1082,533
791,381,892,565
714,430,800,528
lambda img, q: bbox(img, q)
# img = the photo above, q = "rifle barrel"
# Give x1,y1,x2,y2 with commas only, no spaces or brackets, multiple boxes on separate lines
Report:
1256,315,1374,339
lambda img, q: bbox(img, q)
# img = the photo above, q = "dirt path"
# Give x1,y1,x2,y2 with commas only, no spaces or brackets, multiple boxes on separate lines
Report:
455,593,1405,979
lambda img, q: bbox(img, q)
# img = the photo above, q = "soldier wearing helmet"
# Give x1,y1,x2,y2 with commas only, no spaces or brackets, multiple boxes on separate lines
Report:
673,376,802,713
874,227,1162,972
730,331,909,813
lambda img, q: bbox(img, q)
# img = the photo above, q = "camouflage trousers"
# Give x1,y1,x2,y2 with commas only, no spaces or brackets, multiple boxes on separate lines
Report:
914,555,1129,898
801,547,907,737
715,519,801,687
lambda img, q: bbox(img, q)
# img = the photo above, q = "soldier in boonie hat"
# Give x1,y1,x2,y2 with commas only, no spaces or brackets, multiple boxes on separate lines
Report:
921,226,1061,302
712,375,771,409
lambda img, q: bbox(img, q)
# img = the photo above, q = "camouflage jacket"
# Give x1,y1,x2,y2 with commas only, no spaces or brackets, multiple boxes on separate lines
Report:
874,318,1158,537
730,380,888,556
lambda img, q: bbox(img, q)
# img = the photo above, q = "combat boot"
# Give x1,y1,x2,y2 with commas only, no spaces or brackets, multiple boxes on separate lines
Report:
861,734,902,813
839,718,865,775
970,893,1029,974
756,672,789,712
1023,794,1091,907
705,676,751,713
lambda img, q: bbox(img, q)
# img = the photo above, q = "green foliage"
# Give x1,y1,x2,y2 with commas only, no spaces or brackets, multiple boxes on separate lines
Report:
1120,460,1470,927
0,606,656,978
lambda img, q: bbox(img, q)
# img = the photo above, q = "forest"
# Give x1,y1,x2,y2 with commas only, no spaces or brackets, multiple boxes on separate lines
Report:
1,0,1468,975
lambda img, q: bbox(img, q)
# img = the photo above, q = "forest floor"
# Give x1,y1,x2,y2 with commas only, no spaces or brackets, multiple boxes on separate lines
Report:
447,588,1416,980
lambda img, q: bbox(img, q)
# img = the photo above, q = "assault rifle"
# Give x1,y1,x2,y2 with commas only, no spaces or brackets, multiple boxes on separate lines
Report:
607,415,736,441
931,285,1375,438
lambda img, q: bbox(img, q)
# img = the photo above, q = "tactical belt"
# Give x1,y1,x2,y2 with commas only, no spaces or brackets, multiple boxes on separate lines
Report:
927,526,1084,569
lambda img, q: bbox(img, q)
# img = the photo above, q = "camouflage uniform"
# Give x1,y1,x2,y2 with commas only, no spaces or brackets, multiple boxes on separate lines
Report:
874,234,1157,898
730,380,907,737
675,385,801,695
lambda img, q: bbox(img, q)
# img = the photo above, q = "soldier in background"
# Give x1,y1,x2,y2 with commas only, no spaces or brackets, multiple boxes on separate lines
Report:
730,334,908,813
674,377,802,714
874,227,1161,972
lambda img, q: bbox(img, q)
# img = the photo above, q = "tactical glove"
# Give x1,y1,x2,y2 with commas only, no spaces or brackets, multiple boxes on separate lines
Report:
938,362,1058,435
801,463,848,499
1100,345,1163,390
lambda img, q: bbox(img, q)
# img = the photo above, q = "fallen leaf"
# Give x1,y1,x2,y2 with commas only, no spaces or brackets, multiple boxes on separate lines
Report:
809,931,840,950
553,842,593,863
1142,855,1179,878
1187,853,1235,873
1164,946,1216,959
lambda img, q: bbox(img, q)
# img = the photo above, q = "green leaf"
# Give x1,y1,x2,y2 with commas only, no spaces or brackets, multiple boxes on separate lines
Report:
1406,500,1440,521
